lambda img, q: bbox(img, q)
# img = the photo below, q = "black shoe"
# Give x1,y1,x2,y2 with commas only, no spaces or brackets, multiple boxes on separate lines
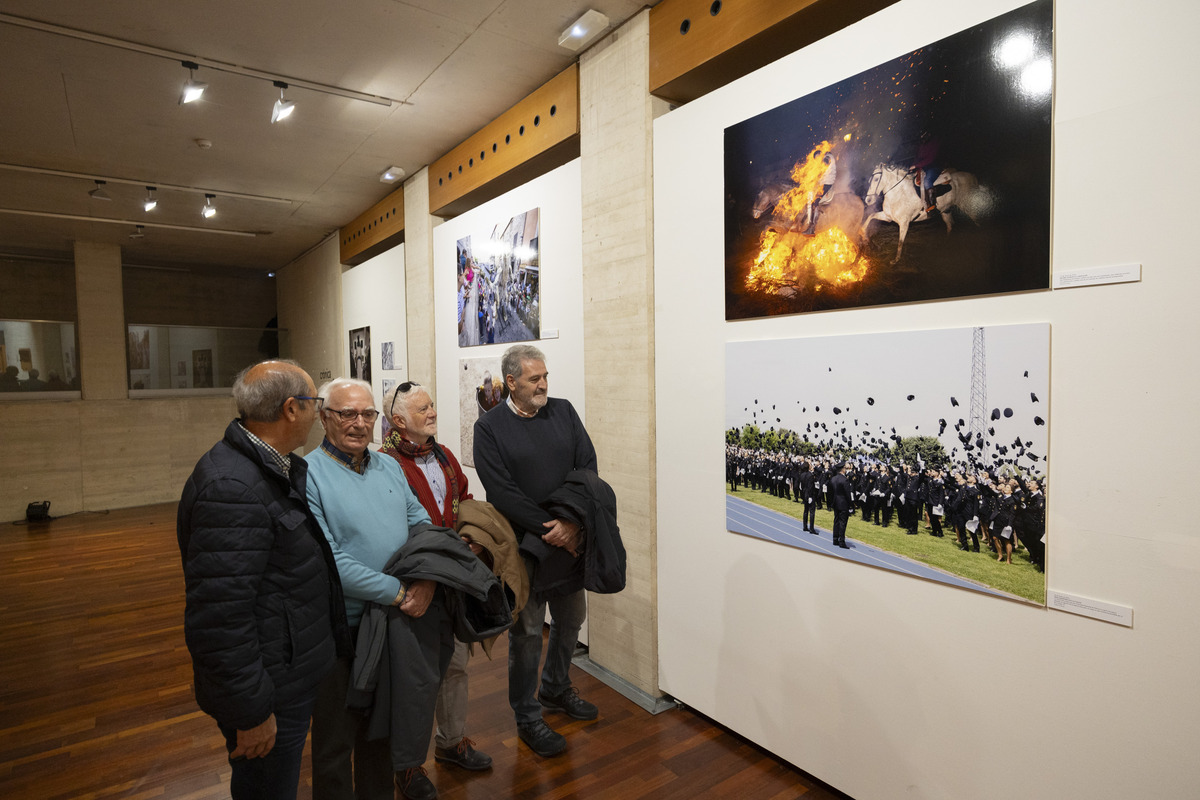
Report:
837,542,850,549
435,737,493,771
539,687,598,720
517,719,567,757
396,766,437,800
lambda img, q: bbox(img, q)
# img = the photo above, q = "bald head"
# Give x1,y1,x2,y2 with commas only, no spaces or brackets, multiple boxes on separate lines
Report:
234,359,315,422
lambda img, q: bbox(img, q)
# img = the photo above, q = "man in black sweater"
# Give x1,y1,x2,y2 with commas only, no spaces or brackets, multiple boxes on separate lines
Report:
473,345,599,759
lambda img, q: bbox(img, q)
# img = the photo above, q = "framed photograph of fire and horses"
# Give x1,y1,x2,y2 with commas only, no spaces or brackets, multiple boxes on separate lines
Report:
723,0,1052,320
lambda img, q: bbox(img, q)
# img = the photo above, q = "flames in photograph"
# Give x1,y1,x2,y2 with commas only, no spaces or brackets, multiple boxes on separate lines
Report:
745,140,870,294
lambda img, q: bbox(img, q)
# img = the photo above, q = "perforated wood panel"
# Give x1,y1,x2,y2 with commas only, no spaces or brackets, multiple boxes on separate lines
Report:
428,65,580,218
339,186,405,266
649,0,899,104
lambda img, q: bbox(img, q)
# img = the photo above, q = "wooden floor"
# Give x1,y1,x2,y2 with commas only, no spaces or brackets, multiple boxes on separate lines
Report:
0,502,849,800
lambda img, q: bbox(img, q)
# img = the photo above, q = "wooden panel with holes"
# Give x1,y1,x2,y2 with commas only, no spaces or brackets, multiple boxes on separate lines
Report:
339,185,405,266
650,0,899,104
428,64,580,218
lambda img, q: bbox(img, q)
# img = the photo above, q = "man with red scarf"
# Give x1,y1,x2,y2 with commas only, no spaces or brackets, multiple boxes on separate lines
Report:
379,381,493,774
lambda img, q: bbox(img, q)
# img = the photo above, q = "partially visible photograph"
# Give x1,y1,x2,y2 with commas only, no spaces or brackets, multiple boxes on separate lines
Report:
458,355,508,467
381,341,395,371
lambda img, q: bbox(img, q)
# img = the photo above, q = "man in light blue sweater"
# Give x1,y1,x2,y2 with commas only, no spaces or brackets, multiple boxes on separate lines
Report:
306,377,446,800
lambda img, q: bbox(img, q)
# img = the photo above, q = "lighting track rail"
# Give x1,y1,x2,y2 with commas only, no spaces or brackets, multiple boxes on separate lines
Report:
0,12,404,108
0,163,294,205
0,208,258,238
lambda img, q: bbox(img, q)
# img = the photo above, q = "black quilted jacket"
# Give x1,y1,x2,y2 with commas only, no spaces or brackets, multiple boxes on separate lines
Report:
177,420,350,730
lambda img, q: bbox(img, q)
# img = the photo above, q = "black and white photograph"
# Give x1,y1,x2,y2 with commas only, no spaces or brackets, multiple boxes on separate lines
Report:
349,325,371,386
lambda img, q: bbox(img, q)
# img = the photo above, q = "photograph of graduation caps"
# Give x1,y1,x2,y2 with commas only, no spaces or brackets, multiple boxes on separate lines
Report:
457,355,508,468
456,207,541,347
723,0,1052,321
725,323,1049,605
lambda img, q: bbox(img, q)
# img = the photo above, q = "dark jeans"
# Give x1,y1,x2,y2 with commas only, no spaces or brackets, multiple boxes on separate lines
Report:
509,557,587,725
219,694,316,800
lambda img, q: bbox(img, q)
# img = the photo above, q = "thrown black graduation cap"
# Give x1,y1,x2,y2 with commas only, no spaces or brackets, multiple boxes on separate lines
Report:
1034,416,1045,426
1003,408,1013,418
754,399,758,404
1031,392,1039,403
828,367,832,372
907,394,915,401
815,406,820,412
988,427,995,436
991,408,1000,421
776,417,780,422
1026,451,1039,461
867,397,875,405
833,407,842,415
772,404,775,409
950,397,959,406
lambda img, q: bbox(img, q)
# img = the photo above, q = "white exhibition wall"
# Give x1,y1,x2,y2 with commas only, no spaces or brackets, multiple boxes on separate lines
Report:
431,159,586,492
341,245,408,442
432,160,587,642
654,0,1200,798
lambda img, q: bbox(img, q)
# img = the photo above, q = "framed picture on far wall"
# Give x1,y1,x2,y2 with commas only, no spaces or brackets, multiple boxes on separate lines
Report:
192,349,213,388
349,326,371,386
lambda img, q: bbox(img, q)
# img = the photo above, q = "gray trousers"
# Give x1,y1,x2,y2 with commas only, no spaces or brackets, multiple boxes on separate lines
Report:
434,639,470,748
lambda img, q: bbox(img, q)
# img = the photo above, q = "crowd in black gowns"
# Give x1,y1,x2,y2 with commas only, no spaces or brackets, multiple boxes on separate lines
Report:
726,445,1045,570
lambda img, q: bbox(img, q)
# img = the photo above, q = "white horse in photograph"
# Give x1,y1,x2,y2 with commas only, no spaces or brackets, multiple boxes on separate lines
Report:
860,164,929,264
931,168,984,233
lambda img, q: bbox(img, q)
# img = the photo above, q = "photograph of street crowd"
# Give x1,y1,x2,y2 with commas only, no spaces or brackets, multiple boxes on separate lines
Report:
723,0,1052,319
457,207,541,347
725,324,1049,604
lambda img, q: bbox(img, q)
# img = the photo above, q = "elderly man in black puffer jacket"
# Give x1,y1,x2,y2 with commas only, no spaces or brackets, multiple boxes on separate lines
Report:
177,359,350,800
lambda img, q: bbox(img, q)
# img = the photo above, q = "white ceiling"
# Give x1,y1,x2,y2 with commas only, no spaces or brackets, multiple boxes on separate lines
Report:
0,0,653,273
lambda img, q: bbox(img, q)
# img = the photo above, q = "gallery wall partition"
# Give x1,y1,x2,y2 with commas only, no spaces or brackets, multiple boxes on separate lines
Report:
340,245,408,443
431,159,586,568
654,0,1200,798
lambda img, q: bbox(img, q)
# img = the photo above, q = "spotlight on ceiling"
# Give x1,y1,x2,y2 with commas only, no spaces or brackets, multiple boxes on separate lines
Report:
271,81,295,123
143,186,158,212
129,225,145,240
202,194,216,218
379,166,406,184
180,61,207,104
89,180,112,201
558,9,609,51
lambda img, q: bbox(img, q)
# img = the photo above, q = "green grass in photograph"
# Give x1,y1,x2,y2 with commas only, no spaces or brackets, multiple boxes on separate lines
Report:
728,487,1045,604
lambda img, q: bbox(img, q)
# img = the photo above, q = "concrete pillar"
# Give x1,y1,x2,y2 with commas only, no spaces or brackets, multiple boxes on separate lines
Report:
73,242,126,400
579,10,664,700
404,168,437,391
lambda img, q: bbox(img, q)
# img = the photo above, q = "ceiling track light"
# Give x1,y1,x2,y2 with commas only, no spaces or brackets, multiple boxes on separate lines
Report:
180,60,207,104
143,186,157,212
271,81,295,123
89,180,112,201
129,225,145,240
202,193,216,218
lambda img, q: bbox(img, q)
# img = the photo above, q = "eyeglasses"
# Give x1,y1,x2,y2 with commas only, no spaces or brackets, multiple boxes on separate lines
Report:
292,395,319,403
388,381,421,419
324,407,379,423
